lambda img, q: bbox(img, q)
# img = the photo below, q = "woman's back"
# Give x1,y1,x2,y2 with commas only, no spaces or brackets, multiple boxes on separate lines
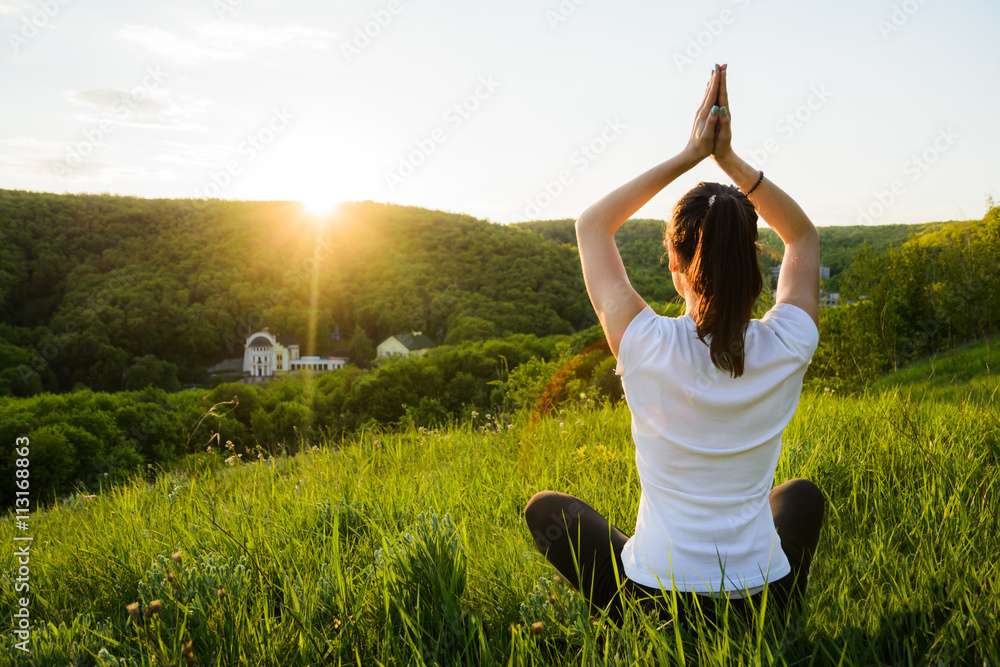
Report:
524,64,825,621
615,302,819,593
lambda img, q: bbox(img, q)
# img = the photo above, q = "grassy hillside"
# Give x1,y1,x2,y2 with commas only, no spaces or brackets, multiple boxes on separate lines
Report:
4,373,997,664
870,337,996,404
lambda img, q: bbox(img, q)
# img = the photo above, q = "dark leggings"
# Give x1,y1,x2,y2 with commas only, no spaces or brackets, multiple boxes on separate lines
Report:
523,479,825,626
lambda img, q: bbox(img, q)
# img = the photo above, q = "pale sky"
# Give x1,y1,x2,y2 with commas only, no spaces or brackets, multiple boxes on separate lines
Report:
1,0,997,225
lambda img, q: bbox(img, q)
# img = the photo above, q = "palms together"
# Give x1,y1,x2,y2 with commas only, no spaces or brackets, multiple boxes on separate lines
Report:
686,64,732,162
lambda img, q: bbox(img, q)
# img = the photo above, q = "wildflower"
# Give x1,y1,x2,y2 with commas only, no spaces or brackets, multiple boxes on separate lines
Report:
332,617,342,630
126,602,141,620
216,587,226,598
530,621,545,635
171,550,182,565
145,599,163,617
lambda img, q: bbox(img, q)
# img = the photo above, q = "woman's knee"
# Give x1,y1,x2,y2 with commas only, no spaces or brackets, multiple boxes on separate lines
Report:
524,490,573,528
773,478,825,514
523,490,582,550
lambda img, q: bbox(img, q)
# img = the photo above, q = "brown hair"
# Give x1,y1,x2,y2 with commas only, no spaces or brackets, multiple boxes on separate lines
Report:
666,182,762,378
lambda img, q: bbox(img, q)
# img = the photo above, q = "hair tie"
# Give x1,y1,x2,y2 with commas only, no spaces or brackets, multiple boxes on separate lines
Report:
708,194,717,207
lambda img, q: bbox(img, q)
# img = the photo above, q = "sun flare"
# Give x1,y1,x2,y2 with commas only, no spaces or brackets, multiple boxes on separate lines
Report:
299,193,343,218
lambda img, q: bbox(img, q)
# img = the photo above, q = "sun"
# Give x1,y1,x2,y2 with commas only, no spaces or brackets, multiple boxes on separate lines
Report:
299,192,343,218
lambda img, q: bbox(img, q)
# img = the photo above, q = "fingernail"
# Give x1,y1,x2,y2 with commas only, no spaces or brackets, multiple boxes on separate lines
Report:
719,106,728,115
711,105,719,115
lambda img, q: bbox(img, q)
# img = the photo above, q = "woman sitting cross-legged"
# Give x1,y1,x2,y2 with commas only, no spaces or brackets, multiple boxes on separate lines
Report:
524,64,825,627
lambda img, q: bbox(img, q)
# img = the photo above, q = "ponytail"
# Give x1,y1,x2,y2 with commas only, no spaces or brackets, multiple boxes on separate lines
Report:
669,183,762,378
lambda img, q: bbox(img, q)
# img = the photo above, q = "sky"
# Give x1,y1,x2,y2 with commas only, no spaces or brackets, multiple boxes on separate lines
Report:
1,0,998,226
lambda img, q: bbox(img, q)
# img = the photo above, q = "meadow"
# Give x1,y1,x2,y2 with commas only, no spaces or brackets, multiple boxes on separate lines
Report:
2,342,996,665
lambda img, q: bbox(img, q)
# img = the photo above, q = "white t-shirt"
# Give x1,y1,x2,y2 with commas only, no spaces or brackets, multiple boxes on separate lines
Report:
615,302,819,594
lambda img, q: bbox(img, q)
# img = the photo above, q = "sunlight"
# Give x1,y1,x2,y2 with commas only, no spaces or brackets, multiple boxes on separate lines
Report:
299,192,343,218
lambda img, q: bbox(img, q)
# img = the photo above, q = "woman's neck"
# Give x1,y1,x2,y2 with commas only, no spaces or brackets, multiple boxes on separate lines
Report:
682,293,700,318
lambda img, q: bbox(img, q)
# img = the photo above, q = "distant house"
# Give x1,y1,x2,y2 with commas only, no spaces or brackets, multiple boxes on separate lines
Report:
242,328,347,381
376,331,436,358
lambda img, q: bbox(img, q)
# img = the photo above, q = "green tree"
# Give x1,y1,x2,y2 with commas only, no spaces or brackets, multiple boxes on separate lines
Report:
348,325,376,368
444,316,497,344
123,355,181,391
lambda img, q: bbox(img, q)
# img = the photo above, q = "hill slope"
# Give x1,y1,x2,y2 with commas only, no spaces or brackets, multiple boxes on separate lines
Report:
0,191,591,392
2,380,996,664
870,337,997,404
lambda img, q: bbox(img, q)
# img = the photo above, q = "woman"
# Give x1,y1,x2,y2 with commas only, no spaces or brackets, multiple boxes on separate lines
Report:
524,65,825,626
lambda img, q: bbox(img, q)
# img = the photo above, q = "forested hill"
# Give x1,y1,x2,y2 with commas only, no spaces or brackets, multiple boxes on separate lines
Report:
0,188,978,396
516,217,971,292
0,191,591,393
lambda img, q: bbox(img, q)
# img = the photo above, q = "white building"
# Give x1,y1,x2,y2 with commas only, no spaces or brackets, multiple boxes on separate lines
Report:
291,356,345,372
376,331,436,358
242,328,347,380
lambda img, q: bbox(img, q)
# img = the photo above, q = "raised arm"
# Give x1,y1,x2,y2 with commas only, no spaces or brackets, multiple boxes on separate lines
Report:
576,67,724,358
712,67,820,325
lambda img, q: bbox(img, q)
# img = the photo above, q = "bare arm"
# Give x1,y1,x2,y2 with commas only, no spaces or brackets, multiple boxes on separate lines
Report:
577,68,724,358
712,67,820,324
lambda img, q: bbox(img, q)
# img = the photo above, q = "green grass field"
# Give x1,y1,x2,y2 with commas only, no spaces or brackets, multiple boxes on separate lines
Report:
3,348,998,665
870,338,997,405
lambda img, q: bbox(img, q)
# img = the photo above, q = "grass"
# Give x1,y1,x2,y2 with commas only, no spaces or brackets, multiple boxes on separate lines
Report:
2,376,999,664
870,337,996,405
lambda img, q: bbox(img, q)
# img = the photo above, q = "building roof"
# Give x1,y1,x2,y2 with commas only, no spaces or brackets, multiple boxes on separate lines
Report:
247,335,273,348
392,331,435,351
208,358,244,375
